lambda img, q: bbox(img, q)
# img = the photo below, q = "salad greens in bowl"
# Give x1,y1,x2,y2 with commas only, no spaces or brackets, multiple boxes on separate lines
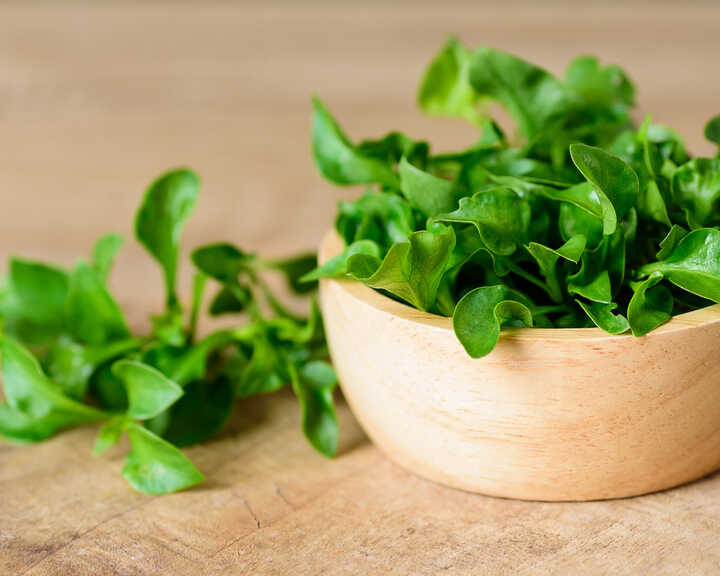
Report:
307,39,720,500
306,38,720,358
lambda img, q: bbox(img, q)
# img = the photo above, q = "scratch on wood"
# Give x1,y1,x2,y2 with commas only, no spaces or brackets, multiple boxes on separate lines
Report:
243,498,261,529
17,499,152,575
271,480,296,511
148,535,204,566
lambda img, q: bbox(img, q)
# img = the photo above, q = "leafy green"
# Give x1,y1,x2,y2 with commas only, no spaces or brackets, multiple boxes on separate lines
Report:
433,189,530,256
576,300,630,334
66,262,130,345
672,158,720,228
311,97,399,187
160,377,234,447
191,243,252,284
627,272,673,337
4,40,720,499
399,157,461,217
292,360,338,457
417,37,481,123
347,226,455,311
92,233,124,284
469,46,568,142
0,165,339,494
93,415,128,456
123,422,204,495
452,285,533,358
569,143,639,233
704,115,720,148
312,38,720,359
135,168,199,309
300,240,380,282
112,360,184,420
0,336,107,441
45,336,140,399
0,258,68,343
638,228,720,302
264,253,318,294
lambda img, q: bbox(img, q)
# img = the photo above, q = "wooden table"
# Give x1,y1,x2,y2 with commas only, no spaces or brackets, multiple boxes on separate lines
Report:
2,2,720,574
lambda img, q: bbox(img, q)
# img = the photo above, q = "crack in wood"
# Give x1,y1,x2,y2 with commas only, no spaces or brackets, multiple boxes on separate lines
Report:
271,480,296,511
17,498,153,575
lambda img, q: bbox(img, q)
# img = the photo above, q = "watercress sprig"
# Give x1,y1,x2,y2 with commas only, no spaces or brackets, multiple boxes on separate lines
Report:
0,168,338,494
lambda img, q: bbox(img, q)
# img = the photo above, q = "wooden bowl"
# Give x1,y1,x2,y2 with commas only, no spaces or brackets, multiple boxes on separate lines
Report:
318,231,720,501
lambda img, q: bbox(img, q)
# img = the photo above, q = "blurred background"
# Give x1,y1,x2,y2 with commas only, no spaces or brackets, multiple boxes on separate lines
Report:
2,0,719,325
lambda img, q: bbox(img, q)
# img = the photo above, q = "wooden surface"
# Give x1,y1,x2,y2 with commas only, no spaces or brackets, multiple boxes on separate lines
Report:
320,232,720,501
2,1,720,573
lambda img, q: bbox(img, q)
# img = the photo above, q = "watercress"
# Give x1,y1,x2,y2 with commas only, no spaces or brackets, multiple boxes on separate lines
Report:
0,168,338,494
308,38,720,358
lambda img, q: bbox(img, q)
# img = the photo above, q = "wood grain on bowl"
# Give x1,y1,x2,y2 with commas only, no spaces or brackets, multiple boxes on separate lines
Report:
319,231,720,501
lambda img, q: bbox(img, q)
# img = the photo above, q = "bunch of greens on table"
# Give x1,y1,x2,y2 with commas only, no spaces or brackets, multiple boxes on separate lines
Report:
0,169,338,494
307,38,720,358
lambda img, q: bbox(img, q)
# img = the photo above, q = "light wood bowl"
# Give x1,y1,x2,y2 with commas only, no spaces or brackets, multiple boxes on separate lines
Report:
318,231,720,501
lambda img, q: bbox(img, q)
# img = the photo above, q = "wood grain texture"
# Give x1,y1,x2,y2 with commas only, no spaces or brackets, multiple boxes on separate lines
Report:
2,1,720,573
319,232,720,501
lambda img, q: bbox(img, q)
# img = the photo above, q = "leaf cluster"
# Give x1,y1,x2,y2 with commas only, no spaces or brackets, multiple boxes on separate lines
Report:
0,169,338,494
308,38,720,357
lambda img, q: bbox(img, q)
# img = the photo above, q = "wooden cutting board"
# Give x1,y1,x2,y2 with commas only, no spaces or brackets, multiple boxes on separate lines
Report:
3,2,720,574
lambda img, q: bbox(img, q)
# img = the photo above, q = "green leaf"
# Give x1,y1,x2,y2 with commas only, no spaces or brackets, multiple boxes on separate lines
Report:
488,175,606,224
135,168,199,309
433,188,530,256
123,422,204,494
469,46,568,141
91,233,124,284
188,271,206,342
399,157,461,217
564,55,634,109
336,191,414,248
142,330,233,386
566,229,624,304
45,336,140,399
0,403,96,444
112,360,184,420
150,309,186,347
576,300,630,334
356,132,429,166
657,225,687,260
627,272,673,337
527,235,586,303
672,158,720,228
265,253,318,294
638,228,720,303
191,243,252,284
159,377,234,447
417,37,481,123
234,337,286,398
208,284,252,316
569,143,639,233
311,97,398,187
65,261,130,345
452,285,533,359
0,336,106,426
704,115,720,146
347,226,455,311
1,258,69,343
93,415,128,456
292,361,338,457
89,363,128,411
558,202,604,249
300,240,381,283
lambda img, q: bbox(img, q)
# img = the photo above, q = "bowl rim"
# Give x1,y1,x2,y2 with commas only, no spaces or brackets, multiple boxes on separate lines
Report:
319,230,720,341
